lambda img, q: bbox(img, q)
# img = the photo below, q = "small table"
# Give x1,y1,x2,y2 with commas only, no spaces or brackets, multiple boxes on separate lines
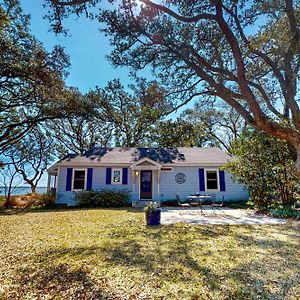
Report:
187,195,212,212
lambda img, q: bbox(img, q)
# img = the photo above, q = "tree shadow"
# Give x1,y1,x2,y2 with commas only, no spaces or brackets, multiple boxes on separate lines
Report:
14,264,114,299
0,206,138,216
233,223,300,258
223,260,300,299
35,225,231,292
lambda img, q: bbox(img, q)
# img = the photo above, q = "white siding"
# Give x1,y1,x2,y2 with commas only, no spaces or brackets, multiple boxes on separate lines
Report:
56,165,248,205
56,166,132,205
159,167,248,201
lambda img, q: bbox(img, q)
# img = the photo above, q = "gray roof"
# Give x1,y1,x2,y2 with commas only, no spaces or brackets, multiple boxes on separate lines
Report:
49,147,232,170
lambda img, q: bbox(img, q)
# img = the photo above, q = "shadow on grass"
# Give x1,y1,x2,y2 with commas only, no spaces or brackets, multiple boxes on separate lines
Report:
37,239,223,290
0,206,139,216
4,220,298,299
224,260,300,299
14,264,114,299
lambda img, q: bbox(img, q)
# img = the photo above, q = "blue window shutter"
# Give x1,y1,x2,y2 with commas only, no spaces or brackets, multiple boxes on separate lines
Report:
106,168,112,185
199,168,205,191
86,168,93,191
219,170,226,191
122,168,128,185
66,168,73,191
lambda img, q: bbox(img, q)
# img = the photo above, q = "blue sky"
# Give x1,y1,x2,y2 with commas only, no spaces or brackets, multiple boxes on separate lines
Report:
21,1,132,93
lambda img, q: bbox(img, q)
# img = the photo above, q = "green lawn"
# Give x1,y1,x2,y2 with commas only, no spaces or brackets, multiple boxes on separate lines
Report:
0,208,299,299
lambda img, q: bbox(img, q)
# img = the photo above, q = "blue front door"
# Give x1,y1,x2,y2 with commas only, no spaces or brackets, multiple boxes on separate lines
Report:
140,170,152,199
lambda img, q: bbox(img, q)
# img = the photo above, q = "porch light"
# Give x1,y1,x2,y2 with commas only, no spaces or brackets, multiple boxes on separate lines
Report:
135,171,139,176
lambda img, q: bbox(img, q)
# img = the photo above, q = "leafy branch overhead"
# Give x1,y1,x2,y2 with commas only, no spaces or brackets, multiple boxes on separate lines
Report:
47,0,300,176
0,0,82,154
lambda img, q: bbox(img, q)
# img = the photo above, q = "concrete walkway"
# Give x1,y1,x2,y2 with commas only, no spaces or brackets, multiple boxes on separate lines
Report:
161,207,286,225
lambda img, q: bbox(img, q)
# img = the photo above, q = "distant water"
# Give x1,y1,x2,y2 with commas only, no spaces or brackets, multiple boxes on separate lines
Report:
0,186,47,196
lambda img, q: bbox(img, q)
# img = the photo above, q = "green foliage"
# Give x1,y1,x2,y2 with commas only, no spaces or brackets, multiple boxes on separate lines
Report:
74,189,130,207
3,127,55,194
161,199,179,207
46,0,300,176
225,129,299,209
0,0,76,153
150,118,209,147
48,98,113,156
270,207,300,219
143,201,160,213
87,79,170,147
182,104,247,153
226,200,254,209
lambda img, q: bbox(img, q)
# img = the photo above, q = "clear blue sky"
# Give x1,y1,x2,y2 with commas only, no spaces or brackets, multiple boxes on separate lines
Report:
21,1,132,93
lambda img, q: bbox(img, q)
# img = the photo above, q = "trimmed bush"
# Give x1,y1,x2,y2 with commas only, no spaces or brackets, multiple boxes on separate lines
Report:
74,189,130,208
161,199,179,207
270,207,300,219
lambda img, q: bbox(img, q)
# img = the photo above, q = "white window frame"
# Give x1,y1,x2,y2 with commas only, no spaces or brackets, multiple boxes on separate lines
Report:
72,169,87,191
112,168,122,185
205,169,219,191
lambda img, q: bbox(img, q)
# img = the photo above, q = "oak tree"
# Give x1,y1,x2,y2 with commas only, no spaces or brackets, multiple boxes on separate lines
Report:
0,0,77,153
47,0,300,176
88,79,170,147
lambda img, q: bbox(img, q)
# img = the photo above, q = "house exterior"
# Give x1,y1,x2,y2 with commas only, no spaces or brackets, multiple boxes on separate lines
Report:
47,147,248,206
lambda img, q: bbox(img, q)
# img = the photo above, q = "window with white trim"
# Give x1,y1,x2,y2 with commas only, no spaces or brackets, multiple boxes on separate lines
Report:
73,170,86,190
206,170,218,190
112,168,122,184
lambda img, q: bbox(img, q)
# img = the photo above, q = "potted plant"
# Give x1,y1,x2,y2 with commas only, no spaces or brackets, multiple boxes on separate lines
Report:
144,201,161,225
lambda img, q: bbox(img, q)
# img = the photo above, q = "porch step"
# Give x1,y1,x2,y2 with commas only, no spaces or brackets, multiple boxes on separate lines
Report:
132,200,161,208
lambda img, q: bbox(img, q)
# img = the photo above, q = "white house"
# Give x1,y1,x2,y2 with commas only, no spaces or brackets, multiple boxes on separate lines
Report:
47,147,248,206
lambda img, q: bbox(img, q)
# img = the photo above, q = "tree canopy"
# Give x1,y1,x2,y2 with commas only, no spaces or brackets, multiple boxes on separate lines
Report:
0,0,78,154
87,79,171,147
47,0,300,175
226,129,299,209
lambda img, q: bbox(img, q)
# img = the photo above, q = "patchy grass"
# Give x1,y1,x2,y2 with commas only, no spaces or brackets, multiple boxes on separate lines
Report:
0,208,299,299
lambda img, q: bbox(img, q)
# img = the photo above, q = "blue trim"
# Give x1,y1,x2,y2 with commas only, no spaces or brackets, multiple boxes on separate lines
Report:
86,168,93,191
66,168,73,191
106,168,112,185
219,170,226,191
122,168,128,185
199,168,205,191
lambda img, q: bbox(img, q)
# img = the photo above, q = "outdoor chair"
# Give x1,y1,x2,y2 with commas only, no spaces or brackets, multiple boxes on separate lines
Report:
176,194,191,207
212,195,224,213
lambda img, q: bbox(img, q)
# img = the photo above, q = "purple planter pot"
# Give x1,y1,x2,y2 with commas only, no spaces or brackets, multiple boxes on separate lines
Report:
145,209,161,226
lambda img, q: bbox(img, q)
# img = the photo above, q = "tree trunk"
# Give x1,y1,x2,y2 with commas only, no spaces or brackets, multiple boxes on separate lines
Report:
3,179,14,208
4,196,14,208
29,183,37,195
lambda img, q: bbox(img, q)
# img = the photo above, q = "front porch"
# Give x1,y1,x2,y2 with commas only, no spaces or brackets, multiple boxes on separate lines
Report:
131,200,161,208
47,168,58,195
130,157,163,202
